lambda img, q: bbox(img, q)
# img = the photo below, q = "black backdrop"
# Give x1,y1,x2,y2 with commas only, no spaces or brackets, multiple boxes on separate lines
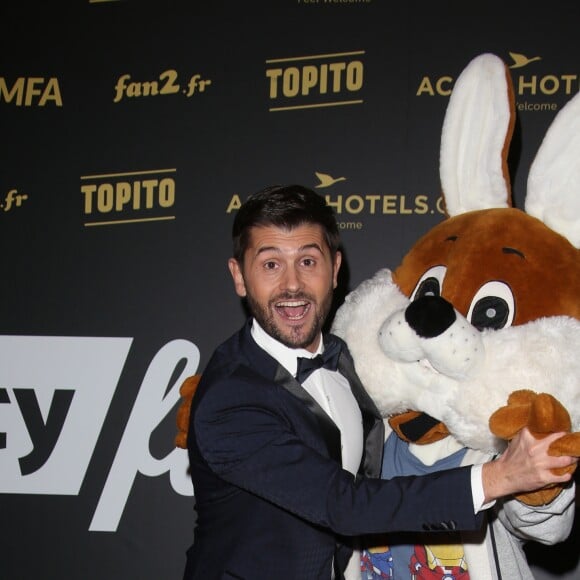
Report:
1,1,578,578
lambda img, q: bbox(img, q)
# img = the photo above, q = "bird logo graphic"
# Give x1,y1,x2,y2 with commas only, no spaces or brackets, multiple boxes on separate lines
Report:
314,171,346,188
508,52,541,69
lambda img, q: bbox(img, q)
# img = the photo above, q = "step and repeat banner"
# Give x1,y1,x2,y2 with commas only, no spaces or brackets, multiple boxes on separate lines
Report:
1,1,578,579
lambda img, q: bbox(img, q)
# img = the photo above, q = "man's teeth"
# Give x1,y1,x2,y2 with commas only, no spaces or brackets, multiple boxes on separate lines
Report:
276,301,309,320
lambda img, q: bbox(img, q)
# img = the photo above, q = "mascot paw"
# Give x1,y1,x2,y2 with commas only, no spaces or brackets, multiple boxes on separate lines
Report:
174,374,202,449
489,389,579,506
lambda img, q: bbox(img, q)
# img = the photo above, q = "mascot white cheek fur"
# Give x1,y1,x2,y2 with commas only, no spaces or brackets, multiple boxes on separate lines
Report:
332,53,580,580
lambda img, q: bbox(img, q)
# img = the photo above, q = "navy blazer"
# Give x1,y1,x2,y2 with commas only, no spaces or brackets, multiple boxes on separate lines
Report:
183,319,482,580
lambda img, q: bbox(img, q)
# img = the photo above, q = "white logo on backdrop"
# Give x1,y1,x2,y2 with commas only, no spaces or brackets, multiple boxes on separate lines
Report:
0,335,200,532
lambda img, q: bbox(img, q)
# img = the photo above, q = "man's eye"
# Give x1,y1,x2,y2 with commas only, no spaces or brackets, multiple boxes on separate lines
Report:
264,261,278,270
302,258,315,267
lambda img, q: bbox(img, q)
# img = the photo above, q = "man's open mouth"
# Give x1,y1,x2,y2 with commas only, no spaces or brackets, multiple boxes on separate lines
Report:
275,300,311,320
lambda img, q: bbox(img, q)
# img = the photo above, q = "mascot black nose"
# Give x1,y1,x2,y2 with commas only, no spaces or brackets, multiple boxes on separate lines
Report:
405,295,456,339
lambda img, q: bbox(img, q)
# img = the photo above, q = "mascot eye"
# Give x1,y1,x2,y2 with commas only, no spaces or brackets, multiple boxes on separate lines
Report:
411,266,446,300
467,281,515,330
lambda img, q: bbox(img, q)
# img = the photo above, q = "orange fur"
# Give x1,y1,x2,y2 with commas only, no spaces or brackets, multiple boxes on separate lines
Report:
174,374,201,449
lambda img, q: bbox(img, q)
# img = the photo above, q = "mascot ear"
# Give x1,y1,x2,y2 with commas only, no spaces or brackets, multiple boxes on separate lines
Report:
526,90,580,248
439,53,515,216
174,374,202,449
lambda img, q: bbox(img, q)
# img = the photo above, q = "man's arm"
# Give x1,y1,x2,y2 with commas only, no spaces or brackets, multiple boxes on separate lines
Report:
482,427,578,503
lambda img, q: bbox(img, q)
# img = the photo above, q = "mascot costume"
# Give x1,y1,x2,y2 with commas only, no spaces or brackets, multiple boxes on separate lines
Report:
175,53,580,580
331,53,580,579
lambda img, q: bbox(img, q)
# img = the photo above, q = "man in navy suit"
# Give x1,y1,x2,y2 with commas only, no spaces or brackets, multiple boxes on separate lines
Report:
183,184,575,580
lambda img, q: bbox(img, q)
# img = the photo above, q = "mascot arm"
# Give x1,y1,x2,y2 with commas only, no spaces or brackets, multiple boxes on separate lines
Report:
497,485,576,545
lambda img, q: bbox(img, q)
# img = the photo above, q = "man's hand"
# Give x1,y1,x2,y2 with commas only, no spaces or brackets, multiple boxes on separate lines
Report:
482,427,578,504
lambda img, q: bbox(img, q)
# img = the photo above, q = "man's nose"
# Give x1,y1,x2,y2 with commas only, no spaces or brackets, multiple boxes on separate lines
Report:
281,266,302,292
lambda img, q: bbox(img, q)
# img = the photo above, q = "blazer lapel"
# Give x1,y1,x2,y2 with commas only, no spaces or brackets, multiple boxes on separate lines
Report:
274,364,343,465
337,348,385,478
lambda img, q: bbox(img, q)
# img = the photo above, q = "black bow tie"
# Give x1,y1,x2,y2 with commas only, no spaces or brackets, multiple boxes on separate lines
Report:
296,339,342,383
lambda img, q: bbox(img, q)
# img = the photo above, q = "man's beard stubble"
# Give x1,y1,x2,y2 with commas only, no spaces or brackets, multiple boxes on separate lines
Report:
245,289,334,350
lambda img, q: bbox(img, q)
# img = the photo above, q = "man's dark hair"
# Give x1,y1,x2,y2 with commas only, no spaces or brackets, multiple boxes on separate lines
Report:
232,184,341,263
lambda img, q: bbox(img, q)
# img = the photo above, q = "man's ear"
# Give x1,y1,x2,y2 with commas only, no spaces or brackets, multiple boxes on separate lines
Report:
228,258,247,297
332,251,342,289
